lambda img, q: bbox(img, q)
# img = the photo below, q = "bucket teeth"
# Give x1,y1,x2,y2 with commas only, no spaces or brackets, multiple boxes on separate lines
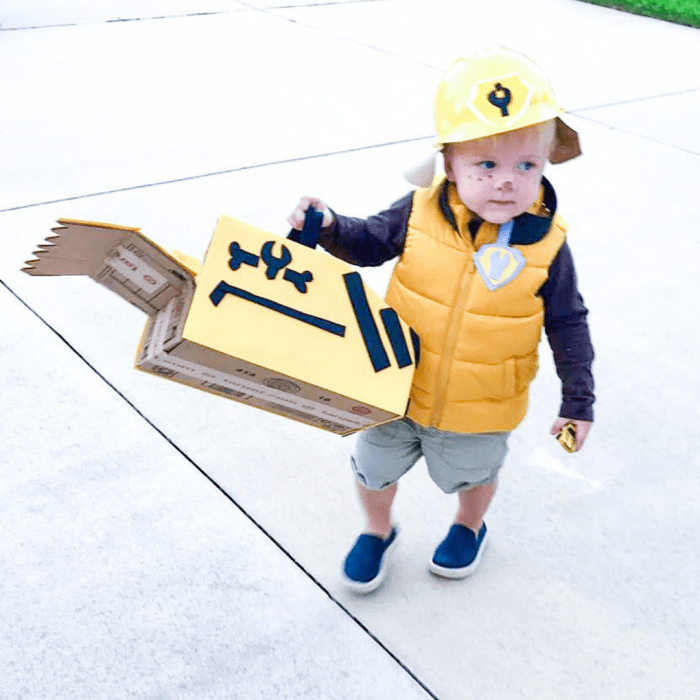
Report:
20,219,193,316
22,259,39,273
19,219,133,277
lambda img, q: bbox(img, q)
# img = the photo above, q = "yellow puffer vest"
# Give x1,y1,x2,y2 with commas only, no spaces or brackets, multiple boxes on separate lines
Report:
386,179,566,433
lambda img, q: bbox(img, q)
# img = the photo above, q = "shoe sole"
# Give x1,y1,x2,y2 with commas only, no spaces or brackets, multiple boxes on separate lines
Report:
428,528,489,579
340,532,399,594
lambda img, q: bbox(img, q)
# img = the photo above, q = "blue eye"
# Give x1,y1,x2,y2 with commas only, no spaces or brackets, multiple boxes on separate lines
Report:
518,161,536,171
478,161,497,170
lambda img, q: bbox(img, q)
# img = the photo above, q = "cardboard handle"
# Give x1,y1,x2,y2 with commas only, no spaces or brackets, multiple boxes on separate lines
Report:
288,206,324,249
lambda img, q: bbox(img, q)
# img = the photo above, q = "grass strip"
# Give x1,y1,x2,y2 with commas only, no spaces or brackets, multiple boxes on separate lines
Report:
578,0,700,28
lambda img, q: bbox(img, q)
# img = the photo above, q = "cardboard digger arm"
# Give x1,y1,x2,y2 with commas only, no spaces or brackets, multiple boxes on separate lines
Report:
22,218,194,316
22,219,139,277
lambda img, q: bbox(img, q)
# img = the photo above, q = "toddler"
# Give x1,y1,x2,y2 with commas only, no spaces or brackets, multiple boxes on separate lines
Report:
288,48,595,593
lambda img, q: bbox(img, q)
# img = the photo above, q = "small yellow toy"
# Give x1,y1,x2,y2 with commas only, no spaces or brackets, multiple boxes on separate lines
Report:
556,422,577,453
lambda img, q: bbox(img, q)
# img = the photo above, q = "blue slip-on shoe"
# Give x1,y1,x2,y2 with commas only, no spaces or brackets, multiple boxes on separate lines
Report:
341,527,398,594
429,523,488,579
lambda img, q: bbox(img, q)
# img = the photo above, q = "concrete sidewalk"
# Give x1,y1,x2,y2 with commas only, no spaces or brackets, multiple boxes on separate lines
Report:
2,1,699,698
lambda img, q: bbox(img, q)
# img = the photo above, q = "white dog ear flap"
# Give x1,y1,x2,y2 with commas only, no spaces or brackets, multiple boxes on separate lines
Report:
403,151,441,187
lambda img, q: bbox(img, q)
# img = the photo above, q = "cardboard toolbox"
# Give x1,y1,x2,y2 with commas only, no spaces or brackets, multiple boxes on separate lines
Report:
23,216,418,436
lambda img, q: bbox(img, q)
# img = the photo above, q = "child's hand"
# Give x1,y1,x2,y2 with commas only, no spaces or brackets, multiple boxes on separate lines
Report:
550,417,592,452
288,196,334,231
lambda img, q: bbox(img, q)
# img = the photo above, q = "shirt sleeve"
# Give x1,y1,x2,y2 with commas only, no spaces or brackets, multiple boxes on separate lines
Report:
540,242,596,421
316,192,414,266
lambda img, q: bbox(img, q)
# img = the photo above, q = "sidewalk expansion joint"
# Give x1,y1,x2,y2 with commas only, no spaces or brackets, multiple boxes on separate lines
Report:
0,135,433,214
0,277,443,700
255,0,440,72
571,113,699,157
105,12,230,24
0,24,78,32
571,87,700,112
1,12,232,32
239,0,390,10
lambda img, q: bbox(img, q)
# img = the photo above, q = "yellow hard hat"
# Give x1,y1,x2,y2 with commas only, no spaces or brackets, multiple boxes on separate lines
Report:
434,48,580,163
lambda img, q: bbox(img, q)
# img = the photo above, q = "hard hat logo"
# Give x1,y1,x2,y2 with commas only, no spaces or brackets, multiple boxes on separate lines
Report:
468,75,533,128
488,83,512,117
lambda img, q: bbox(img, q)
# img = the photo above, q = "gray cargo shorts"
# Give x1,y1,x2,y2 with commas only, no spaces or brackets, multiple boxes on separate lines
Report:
352,417,509,494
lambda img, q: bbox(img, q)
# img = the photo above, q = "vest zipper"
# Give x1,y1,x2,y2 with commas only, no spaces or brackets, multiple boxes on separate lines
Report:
430,253,475,427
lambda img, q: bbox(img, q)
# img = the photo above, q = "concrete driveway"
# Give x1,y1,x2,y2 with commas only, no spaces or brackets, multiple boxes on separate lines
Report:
2,1,699,698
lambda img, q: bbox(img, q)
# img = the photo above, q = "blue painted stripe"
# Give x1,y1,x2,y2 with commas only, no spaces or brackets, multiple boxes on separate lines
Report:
343,272,390,372
379,308,413,369
210,281,346,337
410,329,420,367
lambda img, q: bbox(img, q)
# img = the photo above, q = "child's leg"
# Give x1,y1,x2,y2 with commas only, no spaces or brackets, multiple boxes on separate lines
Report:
454,481,497,535
351,418,422,540
356,481,397,539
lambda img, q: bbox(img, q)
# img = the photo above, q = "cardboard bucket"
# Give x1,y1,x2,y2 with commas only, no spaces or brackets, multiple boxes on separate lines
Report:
23,215,417,436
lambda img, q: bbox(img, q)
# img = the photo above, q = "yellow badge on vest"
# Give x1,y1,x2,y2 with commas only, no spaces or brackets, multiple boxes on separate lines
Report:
474,221,526,291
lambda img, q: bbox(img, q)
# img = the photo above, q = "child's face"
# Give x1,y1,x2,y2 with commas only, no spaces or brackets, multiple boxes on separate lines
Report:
443,124,551,225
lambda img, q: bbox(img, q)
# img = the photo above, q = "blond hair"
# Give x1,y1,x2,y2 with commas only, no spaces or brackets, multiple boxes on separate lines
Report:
443,119,557,163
